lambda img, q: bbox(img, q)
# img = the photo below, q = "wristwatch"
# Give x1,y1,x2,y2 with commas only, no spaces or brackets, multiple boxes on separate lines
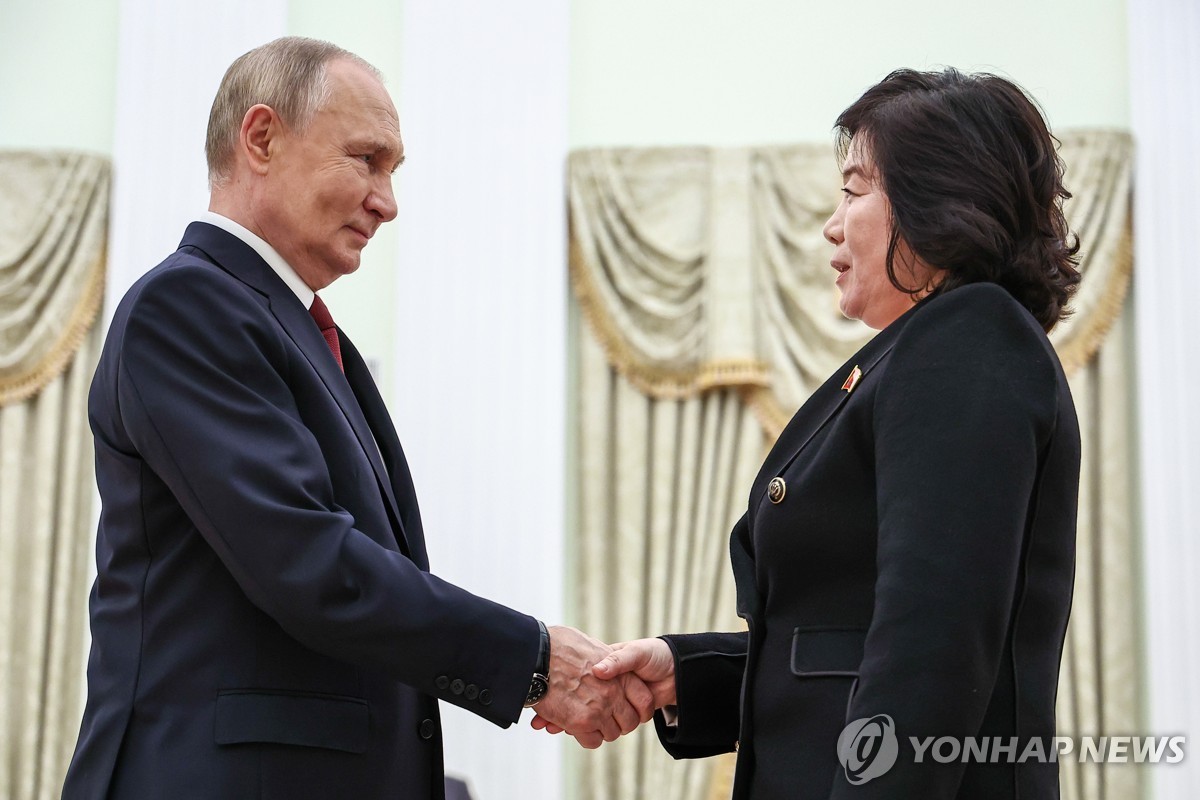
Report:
524,620,550,707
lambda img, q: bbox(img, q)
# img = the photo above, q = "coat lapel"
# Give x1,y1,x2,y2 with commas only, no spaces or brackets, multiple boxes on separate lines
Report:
340,335,428,569
179,223,412,558
749,312,914,510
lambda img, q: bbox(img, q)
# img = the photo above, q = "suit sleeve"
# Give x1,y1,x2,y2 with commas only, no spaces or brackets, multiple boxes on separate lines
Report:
830,285,1060,798
115,264,538,727
653,632,748,758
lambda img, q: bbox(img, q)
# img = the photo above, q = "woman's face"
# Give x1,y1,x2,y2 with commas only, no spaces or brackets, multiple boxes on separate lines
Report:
822,142,931,330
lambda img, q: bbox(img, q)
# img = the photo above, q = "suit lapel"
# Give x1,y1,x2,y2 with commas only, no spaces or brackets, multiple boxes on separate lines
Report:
340,336,429,569
750,313,913,509
179,223,413,559
286,310,412,560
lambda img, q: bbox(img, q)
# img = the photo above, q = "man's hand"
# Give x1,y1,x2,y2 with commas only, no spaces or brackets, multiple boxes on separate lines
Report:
530,635,676,748
528,626,655,749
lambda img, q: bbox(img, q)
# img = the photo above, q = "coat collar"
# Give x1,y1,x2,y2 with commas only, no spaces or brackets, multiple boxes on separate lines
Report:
178,222,412,558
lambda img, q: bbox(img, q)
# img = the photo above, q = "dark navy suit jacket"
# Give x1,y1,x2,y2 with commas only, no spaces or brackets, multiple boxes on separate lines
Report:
656,284,1080,800
63,223,539,799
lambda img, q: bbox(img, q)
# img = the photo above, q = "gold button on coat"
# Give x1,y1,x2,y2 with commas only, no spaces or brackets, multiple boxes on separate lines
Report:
767,477,786,504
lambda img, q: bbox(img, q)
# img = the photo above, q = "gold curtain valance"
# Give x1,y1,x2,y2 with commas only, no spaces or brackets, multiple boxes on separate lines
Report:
569,131,1133,437
0,151,110,406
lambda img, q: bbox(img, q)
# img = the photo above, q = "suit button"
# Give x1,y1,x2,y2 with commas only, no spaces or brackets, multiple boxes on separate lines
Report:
419,719,436,740
478,689,493,706
464,684,479,701
435,675,450,690
450,679,465,695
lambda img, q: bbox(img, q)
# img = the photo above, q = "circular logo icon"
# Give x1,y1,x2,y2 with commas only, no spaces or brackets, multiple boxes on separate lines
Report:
837,714,898,785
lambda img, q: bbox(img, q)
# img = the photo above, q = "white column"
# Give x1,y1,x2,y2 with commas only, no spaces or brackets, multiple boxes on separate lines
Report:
1128,1,1200,796
391,2,569,798
107,1,287,308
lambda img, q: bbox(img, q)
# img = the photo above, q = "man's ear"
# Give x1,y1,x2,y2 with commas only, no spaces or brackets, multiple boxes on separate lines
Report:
240,104,279,176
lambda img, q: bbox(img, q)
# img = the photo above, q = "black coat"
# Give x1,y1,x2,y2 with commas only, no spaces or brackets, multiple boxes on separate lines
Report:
656,283,1080,800
63,223,539,800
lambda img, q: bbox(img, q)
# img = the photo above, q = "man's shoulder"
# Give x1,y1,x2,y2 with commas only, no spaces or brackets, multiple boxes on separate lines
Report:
113,245,265,337
122,220,261,301
112,259,194,322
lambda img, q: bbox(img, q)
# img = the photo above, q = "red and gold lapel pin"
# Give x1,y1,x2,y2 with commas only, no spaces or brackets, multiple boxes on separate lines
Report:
841,365,863,393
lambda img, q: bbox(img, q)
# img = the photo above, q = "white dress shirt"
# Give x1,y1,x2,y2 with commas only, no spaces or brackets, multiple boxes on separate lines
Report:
199,211,316,310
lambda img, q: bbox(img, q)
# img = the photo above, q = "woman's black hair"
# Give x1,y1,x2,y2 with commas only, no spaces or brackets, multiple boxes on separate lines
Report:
835,68,1081,331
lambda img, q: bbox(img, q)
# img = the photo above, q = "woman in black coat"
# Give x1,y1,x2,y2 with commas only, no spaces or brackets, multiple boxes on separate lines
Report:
553,68,1083,799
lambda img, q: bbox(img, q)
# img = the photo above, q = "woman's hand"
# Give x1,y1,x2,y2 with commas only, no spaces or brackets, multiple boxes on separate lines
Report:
593,638,676,708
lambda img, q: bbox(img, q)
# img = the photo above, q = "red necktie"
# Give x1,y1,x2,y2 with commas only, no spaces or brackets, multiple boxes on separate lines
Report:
309,295,343,372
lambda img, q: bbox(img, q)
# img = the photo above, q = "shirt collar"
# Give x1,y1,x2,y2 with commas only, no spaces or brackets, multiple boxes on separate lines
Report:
199,211,316,309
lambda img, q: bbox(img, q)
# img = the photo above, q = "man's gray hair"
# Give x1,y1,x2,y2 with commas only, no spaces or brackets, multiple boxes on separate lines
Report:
205,36,380,186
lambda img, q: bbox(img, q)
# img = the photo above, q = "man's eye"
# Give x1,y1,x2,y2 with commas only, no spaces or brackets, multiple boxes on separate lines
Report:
359,154,373,163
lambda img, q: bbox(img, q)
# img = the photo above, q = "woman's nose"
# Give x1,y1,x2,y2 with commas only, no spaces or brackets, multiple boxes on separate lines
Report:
823,205,843,245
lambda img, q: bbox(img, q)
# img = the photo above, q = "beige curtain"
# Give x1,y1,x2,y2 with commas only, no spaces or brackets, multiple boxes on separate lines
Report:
574,321,755,799
569,131,1138,799
1050,133,1141,800
0,151,109,800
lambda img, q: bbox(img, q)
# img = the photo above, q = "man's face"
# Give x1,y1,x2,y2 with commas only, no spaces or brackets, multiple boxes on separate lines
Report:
258,59,403,290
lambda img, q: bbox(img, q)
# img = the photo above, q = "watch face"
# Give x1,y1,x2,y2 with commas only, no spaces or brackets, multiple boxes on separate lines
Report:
525,675,549,707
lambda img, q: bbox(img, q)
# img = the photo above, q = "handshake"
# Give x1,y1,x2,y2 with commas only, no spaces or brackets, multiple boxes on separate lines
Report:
529,626,675,749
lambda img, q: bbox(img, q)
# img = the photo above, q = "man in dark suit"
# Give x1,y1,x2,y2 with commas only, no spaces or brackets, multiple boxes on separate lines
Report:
63,37,646,799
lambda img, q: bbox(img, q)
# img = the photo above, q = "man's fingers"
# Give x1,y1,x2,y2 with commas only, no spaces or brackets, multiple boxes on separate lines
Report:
597,712,621,743
621,675,656,723
573,731,604,749
530,714,564,734
610,689,641,735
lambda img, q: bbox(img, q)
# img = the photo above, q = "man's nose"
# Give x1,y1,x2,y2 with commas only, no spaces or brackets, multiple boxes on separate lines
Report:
368,176,398,223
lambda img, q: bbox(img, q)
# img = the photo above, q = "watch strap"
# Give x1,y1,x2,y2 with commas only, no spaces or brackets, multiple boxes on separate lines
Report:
524,620,551,707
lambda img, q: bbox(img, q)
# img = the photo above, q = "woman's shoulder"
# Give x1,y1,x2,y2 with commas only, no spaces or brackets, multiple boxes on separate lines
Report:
898,281,1053,357
917,280,1038,319
882,282,1062,414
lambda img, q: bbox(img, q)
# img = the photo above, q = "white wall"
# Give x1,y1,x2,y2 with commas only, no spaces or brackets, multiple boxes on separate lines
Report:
387,2,569,798
569,0,1129,148
0,0,119,154
106,0,288,309
1129,1,1200,797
